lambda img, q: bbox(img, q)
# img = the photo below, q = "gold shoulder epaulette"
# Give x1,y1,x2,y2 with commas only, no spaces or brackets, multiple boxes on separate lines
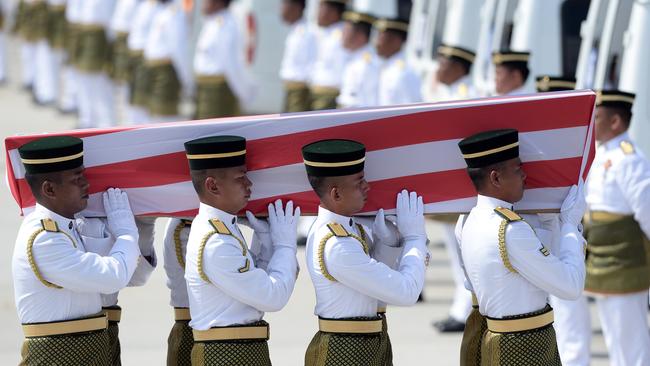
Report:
209,219,232,235
363,52,372,62
327,223,349,237
41,219,59,232
620,141,635,155
494,207,522,222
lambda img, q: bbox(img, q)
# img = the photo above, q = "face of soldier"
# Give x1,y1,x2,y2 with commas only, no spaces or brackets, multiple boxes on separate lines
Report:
328,171,370,216
375,30,403,59
48,166,90,218
203,0,226,15
435,56,465,86
494,65,523,95
594,106,628,143
281,0,303,24
493,158,526,203
342,22,365,50
210,165,253,214
317,3,339,27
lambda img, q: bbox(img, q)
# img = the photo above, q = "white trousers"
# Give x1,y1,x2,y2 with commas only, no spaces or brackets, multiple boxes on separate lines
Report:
33,40,58,103
21,42,37,87
60,64,79,110
550,295,591,366
77,72,115,128
442,223,473,322
552,292,650,366
0,33,6,81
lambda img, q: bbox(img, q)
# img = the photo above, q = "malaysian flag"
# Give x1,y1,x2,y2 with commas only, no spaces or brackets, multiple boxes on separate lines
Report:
4,91,596,217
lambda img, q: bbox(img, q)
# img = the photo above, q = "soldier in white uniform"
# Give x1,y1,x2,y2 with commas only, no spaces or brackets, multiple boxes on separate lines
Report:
126,0,162,124
309,0,348,110
184,135,299,365
492,50,530,96
162,217,194,366
568,90,650,366
194,0,255,119
279,0,316,113
374,18,422,106
144,0,193,122
301,139,428,365
456,128,587,365
109,0,140,122
76,0,117,128
12,136,141,365
60,0,81,113
428,44,478,333
336,10,378,109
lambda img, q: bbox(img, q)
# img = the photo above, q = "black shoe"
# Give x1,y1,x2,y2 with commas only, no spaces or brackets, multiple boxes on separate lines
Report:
417,292,424,303
432,317,465,332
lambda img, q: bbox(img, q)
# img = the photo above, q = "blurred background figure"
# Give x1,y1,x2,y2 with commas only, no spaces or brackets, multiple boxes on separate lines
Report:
430,44,476,102
59,0,80,114
109,0,140,123
492,50,530,96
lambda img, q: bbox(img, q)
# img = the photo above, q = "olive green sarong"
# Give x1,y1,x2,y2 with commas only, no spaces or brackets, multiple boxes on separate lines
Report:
190,321,271,366
46,4,67,49
480,305,560,366
129,52,150,107
309,86,339,111
195,75,240,119
305,316,387,366
19,1,49,42
77,26,110,73
283,82,311,112
167,319,194,366
109,32,130,82
378,312,393,366
460,301,487,366
585,212,650,293
147,60,181,116
65,22,81,66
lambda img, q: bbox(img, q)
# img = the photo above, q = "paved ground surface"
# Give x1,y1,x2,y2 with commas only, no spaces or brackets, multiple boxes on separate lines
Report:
0,36,640,365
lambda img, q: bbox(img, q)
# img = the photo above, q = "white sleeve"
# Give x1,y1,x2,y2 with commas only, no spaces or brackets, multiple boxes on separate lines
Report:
326,236,426,306
223,22,255,105
202,236,298,312
33,232,140,294
454,214,474,292
506,221,585,300
128,217,157,286
615,156,650,237
170,9,194,96
162,218,190,306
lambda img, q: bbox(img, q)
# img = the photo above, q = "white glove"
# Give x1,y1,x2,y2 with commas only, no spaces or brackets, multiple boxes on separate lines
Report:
102,188,138,238
244,211,270,233
560,181,587,227
372,209,400,247
396,190,426,240
268,199,300,251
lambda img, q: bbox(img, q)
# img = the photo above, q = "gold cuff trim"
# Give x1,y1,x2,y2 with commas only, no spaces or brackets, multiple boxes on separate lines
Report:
193,324,269,341
487,310,554,333
103,308,122,322
462,142,519,159
22,315,108,338
21,151,84,165
174,307,191,321
186,150,246,160
438,46,475,63
303,157,365,168
319,318,383,334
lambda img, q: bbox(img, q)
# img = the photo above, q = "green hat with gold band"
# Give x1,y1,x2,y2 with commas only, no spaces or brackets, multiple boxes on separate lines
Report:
458,129,519,168
374,18,409,34
343,11,376,26
492,50,530,67
302,139,366,177
184,135,246,170
595,89,635,111
535,75,576,92
18,136,84,174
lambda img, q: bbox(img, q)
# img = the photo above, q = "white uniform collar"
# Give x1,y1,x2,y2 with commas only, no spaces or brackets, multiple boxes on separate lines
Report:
198,202,238,226
503,85,526,96
601,131,630,152
33,203,80,234
383,49,405,64
317,206,356,231
475,194,514,211
349,43,373,59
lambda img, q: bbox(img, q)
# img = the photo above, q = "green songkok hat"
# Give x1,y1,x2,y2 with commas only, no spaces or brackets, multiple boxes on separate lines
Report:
302,139,366,177
458,129,519,168
184,135,246,170
18,136,84,174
